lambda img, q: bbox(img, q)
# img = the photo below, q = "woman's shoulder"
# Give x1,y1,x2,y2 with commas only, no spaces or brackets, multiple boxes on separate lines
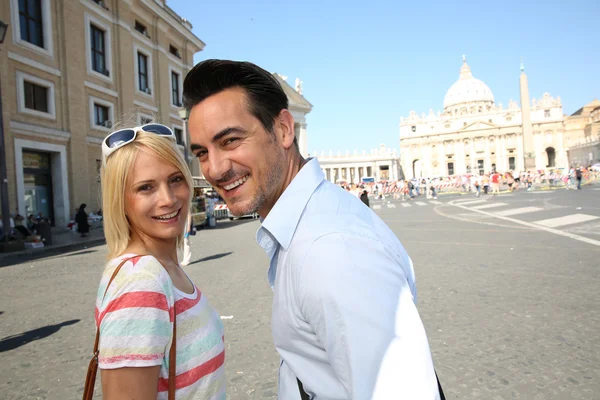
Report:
98,254,172,304
102,254,168,284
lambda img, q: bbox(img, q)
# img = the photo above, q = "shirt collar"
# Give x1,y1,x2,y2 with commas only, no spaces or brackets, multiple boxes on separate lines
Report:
257,158,324,252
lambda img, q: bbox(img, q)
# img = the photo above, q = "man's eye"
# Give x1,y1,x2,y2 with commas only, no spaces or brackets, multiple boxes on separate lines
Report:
223,137,239,146
196,150,207,158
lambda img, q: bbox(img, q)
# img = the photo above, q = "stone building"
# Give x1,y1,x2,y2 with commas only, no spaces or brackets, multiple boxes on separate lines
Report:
565,100,600,167
0,0,204,227
399,57,573,179
315,144,403,184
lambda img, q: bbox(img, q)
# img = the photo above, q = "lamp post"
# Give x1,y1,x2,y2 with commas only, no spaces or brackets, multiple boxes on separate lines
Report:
0,20,11,243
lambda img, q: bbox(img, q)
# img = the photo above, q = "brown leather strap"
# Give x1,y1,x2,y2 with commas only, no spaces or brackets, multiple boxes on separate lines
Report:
85,256,177,399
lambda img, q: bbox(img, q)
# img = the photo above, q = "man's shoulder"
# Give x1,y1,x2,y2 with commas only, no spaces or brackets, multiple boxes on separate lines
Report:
291,181,395,249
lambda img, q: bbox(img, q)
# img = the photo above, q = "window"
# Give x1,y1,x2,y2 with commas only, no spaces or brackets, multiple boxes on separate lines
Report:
138,52,149,92
140,115,153,125
19,0,44,47
85,14,112,81
169,45,181,59
11,0,53,56
506,116,512,122
477,159,484,175
174,127,184,145
91,25,108,76
463,122,467,127
94,104,110,127
134,45,153,96
447,162,454,176
508,157,516,170
24,81,48,113
171,71,181,106
92,0,108,9
134,20,148,36
411,125,416,132
89,96,114,130
544,109,551,118
16,71,56,119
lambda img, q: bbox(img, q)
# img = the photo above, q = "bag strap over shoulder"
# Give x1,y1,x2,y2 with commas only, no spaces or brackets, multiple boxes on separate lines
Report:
89,256,177,400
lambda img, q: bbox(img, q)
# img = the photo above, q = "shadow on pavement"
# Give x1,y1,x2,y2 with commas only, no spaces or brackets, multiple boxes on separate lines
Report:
0,319,80,353
208,218,259,230
0,239,106,268
189,252,233,266
63,249,98,258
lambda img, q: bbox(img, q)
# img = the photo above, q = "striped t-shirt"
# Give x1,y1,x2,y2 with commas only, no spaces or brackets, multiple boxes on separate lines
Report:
95,254,226,399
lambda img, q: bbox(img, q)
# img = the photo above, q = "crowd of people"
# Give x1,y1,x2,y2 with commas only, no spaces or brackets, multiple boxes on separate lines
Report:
339,165,599,202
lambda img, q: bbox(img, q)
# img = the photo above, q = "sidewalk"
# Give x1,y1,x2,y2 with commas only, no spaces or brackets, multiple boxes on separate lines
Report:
0,224,105,266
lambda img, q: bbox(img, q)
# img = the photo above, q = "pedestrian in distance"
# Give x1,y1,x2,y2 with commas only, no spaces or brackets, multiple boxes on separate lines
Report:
76,203,90,238
89,126,225,399
184,59,443,399
360,189,370,208
181,211,193,267
576,167,583,190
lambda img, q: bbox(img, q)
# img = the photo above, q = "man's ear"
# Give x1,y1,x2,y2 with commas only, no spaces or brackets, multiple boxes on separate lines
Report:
275,109,296,150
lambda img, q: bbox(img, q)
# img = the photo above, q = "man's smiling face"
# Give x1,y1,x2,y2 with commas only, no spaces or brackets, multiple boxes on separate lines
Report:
187,87,286,217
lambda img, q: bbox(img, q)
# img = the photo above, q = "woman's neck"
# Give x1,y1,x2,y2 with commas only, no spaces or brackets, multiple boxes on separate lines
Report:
125,231,179,269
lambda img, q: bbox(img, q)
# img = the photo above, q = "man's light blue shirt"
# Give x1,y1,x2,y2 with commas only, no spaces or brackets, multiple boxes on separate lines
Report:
257,158,439,399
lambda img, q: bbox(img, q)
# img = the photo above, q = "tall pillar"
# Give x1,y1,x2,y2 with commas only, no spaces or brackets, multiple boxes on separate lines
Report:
519,64,535,170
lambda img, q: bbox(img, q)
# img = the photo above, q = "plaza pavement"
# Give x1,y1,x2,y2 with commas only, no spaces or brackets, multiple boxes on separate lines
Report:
0,186,599,399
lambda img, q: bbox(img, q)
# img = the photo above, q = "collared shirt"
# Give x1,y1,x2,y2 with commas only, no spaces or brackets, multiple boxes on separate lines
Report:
256,158,439,400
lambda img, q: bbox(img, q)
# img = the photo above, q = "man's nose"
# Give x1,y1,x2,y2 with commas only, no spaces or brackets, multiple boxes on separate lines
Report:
206,152,233,182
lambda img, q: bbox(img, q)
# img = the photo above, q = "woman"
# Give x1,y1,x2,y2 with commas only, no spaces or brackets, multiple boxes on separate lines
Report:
95,126,226,398
76,204,90,237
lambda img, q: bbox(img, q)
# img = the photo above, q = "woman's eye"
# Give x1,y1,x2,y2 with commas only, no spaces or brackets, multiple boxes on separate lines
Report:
139,185,152,192
171,176,184,184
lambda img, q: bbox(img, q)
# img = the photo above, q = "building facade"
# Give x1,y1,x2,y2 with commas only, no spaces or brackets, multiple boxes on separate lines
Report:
565,100,600,167
399,58,573,179
315,144,403,184
0,0,204,227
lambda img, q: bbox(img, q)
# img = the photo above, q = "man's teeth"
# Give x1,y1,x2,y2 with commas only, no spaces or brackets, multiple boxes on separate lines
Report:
155,210,178,220
224,175,248,191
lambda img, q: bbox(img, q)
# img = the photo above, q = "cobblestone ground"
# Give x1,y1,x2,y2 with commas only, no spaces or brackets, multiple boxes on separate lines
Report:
1,190,599,399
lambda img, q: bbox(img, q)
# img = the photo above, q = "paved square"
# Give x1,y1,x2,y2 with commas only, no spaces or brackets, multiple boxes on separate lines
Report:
1,188,599,399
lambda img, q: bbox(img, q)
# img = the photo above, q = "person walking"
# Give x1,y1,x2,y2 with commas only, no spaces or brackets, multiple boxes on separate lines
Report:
184,59,442,399
181,211,193,266
360,189,370,208
91,126,226,399
76,204,90,238
576,167,583,189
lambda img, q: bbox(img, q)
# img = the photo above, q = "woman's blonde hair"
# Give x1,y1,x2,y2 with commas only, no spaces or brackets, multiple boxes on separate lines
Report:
101,130,193,259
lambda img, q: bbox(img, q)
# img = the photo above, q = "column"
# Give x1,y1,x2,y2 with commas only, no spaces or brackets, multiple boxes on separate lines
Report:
485,139,492,172
298,123,308,158
558,130,567,169
438,145,445,177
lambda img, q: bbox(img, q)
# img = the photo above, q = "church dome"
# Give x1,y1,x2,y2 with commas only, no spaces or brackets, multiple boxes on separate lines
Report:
443,58,494,111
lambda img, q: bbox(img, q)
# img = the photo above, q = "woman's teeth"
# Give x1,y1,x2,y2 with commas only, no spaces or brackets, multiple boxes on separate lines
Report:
154,210,179,220
224,175,248,191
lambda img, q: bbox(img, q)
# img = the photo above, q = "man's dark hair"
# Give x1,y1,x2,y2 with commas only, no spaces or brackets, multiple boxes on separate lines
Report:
183,59,289,135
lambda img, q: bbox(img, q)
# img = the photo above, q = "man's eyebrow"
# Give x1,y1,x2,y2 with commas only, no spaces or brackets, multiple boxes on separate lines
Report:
190,126,248,152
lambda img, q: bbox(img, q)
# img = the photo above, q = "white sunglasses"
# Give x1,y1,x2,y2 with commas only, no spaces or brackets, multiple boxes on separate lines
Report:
101,124,176,162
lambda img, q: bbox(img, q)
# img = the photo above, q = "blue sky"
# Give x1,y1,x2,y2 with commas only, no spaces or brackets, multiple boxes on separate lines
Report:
167,0,600,155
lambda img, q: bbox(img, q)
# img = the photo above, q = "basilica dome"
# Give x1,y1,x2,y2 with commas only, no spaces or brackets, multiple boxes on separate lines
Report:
443,58,494,111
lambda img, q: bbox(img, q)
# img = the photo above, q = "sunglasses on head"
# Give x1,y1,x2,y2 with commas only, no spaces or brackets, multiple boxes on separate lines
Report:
101,124,176,162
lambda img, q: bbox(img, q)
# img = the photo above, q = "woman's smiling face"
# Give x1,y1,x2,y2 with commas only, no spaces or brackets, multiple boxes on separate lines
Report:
125,146,190,241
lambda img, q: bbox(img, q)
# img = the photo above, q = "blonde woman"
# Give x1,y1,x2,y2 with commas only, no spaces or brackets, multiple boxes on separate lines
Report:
95,125,225,399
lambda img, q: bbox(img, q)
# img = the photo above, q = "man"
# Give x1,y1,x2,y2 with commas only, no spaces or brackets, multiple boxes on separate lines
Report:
183,60,441,399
